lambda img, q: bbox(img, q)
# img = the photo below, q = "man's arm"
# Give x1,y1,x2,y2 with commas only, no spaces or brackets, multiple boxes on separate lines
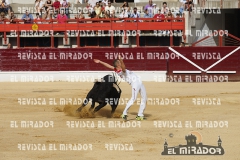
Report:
118,55,126,73
94,59,114,70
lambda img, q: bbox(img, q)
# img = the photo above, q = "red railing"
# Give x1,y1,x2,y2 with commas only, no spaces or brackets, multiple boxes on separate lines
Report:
0,17,185,48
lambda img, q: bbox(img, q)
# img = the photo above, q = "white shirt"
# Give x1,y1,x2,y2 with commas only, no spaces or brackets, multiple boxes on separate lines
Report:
88,0,98,8
5,0,10,5
101,0,108,6
119,10,128,18
114,68,140,85
39,0,45,9
105,5,115,14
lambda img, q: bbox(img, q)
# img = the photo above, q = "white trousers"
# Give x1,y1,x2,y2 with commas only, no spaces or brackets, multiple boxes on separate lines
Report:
123,82,147,117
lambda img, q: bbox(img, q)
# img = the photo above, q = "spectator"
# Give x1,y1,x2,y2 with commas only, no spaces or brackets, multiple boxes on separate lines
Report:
179,42,185,47
0,0,10,15
161,2,169,14
75,9,85,23
88,0,98,8
45,0,53,15
35,0,40,15
57,9,67,23
179,0,187,14
152,3,159,15
53,0,61,14
119,8,128,19
121,0,130,13
90,10,96,18
94,1,102,18
153,9,165,22
144,0,154,15
104,10,110,19
38,0,45,17
144,9,153,18
22,10,34,24
56,9,68,35
0,12,6,24
105,1,115,16
60,0,70,18
185,0,194,11
175,12,182,21
9,11,16,23
166,12,173,22
7,43,11,49
35,13,42,24
130,7,140,22
101,0,108,6
87,3,94,18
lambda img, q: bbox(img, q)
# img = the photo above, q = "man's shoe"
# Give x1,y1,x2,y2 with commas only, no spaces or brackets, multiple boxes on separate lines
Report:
136,116,144,121
121,114,127,121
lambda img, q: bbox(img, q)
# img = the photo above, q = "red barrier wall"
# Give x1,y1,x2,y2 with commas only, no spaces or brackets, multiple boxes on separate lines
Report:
0,47,239,81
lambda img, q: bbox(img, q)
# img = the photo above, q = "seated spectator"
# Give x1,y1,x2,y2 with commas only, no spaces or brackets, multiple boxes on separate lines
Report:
0,0,9,15
57,9,67,23
45,0,53,15
121,0,130,14
60,0,70,18
0,12,6,24
153,9,165,22
53,0,61,14
152,3,159,15
144,0,154,15
55,10,68,35
105,1,115,16
166,12,173,22
130,7,140,22
86,3,93,16
185,0,194,11
88,0,99,9
175,13,182,21
7,42,11,49
75,10,85,23
179,0,187,14
9,11,16,23
38,0,45,17
90,10,96,18
35,13,42,24
144,9,153,18
101,0,108,6
22,10,34,24
35,0,40,15
104,10,110,19
119,8,129,19
161,2,169,14
94,2,102,18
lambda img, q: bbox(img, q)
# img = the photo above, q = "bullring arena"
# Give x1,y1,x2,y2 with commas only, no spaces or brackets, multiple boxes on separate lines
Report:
1,81,240,159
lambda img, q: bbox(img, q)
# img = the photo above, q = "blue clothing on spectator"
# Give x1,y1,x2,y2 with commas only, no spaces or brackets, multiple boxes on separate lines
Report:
22,13,34,23
144,13,153,18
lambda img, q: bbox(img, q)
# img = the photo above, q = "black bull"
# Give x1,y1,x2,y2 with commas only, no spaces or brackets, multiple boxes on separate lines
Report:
76,74,122,116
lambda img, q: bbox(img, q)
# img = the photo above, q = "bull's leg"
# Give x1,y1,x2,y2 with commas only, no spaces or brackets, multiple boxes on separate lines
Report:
89,100,95,112
76,98,89,112
110,105,117,117
93,102,107,113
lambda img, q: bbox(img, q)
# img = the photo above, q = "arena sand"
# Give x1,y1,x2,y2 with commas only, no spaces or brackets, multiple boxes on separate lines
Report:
0,82,240,160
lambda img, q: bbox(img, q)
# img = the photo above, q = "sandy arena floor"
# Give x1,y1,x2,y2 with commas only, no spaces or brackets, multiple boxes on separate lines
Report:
0,82,240,160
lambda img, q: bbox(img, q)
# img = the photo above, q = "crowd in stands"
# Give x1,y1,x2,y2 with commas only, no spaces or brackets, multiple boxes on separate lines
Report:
0,0,195,24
